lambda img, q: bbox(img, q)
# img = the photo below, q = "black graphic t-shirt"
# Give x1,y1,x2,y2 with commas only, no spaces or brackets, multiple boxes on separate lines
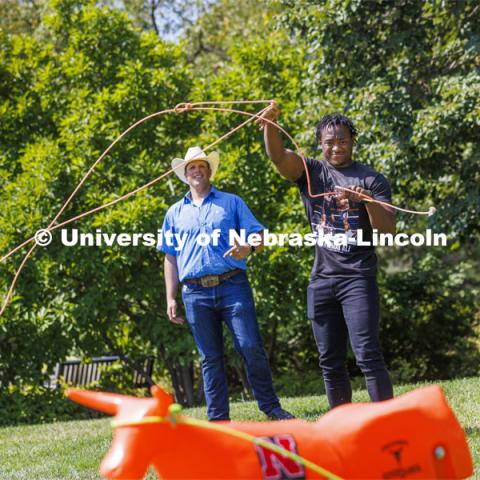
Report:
295,157,392,278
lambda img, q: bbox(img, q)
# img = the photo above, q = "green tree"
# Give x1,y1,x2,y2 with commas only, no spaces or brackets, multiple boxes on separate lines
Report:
0,0,200,401
279,0,480,240
0,0,46,36
1,0,479,414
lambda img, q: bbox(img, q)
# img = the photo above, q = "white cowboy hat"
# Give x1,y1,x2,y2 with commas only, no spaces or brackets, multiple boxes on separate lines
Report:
171,146,220,184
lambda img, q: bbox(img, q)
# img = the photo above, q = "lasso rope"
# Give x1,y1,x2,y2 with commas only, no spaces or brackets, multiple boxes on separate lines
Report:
0,102,273,316
110,403,343,480
0,100,436,316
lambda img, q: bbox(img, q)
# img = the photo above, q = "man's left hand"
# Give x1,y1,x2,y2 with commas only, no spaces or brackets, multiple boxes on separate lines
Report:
223,239,251,260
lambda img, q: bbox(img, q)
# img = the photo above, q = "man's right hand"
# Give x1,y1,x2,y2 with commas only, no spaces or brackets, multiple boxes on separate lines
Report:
166,299,185,324
256,101,280,129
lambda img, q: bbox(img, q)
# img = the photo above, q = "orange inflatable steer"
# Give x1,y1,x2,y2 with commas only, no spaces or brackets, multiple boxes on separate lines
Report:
67,385,473,480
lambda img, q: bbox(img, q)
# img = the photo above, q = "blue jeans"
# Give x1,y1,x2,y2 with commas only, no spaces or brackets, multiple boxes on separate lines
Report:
308,276,393,408
181,271,280,420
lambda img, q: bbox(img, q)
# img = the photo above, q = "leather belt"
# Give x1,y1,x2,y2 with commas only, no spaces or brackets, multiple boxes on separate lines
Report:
184,269,243,288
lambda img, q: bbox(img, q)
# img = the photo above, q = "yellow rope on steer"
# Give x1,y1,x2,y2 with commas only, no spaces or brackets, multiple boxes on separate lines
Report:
111,403,343,480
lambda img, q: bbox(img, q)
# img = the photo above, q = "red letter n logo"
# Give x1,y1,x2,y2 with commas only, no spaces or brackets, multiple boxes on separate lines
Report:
255,434,305,480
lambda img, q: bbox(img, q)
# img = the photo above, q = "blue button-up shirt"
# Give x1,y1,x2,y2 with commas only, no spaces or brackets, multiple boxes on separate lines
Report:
158,187,264,282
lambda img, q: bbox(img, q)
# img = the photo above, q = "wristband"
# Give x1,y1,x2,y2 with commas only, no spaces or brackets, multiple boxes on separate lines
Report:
249,244,256,254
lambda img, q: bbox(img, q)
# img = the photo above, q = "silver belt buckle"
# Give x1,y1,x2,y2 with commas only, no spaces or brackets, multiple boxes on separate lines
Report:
200,275,220,287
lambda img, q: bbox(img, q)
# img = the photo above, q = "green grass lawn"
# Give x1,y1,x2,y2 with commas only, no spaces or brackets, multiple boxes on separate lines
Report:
0,377,478,480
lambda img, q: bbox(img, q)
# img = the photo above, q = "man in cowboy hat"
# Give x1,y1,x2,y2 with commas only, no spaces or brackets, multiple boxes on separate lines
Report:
158,146,294,421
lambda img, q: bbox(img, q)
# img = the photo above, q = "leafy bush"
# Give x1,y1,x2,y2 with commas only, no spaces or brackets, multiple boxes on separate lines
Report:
0,385,93,427
380,252,480,382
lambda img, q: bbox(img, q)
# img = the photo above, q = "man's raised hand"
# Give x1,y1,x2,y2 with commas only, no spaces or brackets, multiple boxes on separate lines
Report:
256,101,280,129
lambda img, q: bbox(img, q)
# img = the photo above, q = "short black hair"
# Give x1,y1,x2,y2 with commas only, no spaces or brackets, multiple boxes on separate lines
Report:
315,113,358,142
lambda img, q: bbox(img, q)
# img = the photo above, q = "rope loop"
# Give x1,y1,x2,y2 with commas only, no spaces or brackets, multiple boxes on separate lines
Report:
174,102,193,113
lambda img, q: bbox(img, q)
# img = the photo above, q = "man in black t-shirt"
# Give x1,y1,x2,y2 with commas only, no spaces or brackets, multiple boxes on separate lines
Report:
259,103,394,408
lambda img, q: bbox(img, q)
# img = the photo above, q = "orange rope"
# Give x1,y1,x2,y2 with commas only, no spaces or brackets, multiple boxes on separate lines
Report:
0,100,435,316
0,102,274,315
334,186,436,216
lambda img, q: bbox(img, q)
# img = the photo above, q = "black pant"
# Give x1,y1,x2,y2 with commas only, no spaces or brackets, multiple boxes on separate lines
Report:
308,276,393,408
